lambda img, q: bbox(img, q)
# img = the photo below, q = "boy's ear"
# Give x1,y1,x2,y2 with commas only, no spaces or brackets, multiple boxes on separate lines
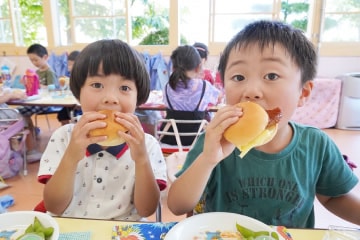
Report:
297,80,313,107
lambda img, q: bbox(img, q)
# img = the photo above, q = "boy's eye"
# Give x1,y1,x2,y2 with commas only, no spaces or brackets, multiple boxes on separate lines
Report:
120,86,131,91
231,75,245,81
265,73,279,81
91,83,103,88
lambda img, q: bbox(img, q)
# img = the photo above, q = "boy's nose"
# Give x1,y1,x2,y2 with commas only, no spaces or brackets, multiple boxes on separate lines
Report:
243,83,262,100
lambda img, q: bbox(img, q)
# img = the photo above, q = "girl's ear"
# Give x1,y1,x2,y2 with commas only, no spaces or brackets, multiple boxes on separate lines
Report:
297,80,313,107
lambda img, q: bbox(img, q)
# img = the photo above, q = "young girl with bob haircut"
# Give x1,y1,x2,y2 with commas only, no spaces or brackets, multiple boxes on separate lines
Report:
38,39,167,221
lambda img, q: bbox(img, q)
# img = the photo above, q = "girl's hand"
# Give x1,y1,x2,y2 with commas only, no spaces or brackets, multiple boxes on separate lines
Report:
65,111,108,162
202,105,242,165
113,112,148,164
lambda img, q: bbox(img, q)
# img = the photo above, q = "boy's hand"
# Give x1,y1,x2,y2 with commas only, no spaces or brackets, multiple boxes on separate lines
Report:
202,105,243,165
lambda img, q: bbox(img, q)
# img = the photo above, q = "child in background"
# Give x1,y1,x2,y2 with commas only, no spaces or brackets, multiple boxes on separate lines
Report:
18,43,58,162
38,39,167,220
65,50,80,77
162,45,221,145
167,20,360,228
0,88,26,118
0,89,26,106
57,50,81,125
194,42,224,106
193,42,215,85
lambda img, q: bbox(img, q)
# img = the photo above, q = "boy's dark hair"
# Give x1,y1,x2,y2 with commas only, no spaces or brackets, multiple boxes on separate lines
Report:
69,39,150,106
193,42,209,60
218,20,318,86
169,45,201,90
68,50,80,61
27,43,48,57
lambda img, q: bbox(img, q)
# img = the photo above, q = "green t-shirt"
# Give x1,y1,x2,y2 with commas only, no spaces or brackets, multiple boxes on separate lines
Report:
36,68,57,86
176,122,358,228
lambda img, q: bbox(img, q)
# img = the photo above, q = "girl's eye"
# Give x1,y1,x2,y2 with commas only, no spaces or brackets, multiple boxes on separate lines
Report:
265,73,279,81
91,83,103,88
231,75,245,81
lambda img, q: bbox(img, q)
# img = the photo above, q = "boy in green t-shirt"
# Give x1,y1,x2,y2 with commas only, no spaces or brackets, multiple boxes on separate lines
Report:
167,20,360,228
18,43,57,162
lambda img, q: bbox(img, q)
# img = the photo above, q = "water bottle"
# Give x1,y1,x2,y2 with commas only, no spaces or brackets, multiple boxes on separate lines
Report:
22,69,40,96
1,65,12,88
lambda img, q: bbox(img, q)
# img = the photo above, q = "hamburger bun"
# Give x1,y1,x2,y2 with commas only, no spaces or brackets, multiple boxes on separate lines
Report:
88,110,128,146
224,101,280,158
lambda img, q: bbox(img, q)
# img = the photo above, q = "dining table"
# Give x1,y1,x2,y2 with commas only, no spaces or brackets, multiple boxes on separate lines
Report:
6,90,79,108
6,89,217,113
55,217,328,240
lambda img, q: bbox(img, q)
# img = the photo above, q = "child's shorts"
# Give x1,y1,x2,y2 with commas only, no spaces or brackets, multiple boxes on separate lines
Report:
17,106,50,117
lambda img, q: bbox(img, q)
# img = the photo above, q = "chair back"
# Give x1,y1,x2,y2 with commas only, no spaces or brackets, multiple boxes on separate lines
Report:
155,118,208,154
0,108,29,177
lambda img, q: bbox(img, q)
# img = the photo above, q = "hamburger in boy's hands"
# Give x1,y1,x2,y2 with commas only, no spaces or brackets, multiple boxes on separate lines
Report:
223,101,282,158
88,109,128,146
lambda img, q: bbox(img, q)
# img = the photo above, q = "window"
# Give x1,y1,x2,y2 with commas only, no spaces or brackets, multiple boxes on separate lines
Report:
58,0,127,44
322,0,360,42
210,0,276,42
1,0,359,57
1,0,46,46
55,0,169,46
0,0,13,43
179,0,210,45
318,0,360,55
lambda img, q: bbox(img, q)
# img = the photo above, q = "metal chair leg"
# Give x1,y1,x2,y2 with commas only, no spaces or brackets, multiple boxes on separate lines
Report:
155,201,162,222
35,113,51,132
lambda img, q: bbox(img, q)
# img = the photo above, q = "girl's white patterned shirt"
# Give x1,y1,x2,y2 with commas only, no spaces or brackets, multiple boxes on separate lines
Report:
38,124,167,221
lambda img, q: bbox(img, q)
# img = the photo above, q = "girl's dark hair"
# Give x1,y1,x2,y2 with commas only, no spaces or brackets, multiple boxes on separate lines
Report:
27,43,48,57
169,45,201,90
70,39,150,106
193,42,209,60
218,20,318,86
68,50,80,61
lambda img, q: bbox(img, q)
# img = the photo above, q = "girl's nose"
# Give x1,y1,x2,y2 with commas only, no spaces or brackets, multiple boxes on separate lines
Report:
102,92,119,105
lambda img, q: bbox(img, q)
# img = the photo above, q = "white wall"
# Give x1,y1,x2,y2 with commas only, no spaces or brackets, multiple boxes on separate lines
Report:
317,57,360,78
1,55,360,79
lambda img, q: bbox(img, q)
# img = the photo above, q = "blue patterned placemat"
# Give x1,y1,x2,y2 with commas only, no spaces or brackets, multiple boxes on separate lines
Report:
59,231,91,240
112,222,177,240
111,223,293,240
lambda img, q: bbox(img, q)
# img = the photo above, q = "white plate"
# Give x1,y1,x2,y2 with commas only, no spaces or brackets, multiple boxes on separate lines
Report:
0,211,59,240
164,212,283,240
25,95,41,101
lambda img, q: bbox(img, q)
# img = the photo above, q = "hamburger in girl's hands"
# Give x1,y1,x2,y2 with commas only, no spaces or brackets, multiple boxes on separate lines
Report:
88,109,128,146
224,101,282,158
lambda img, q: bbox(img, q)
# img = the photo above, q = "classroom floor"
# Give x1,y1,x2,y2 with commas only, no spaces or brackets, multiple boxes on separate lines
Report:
1,114,359,228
